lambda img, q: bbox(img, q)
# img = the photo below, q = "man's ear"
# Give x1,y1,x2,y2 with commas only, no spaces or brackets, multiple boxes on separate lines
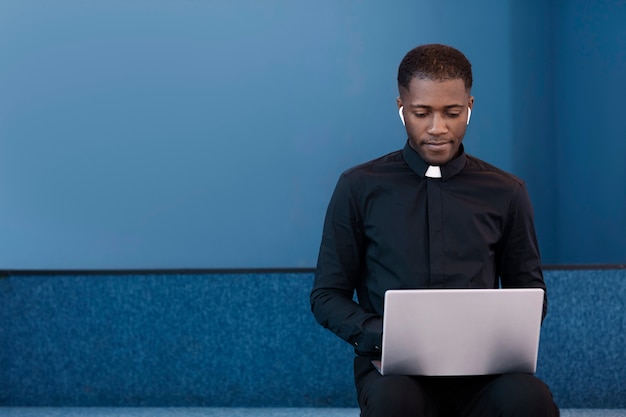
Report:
467,96,474,125
397,98,405,126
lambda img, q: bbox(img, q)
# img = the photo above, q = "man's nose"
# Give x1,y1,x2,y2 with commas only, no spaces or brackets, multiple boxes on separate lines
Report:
427,114,448,136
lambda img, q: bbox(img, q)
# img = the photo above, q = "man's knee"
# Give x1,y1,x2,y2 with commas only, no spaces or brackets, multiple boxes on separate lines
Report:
358,375,432,417
470,373,559,416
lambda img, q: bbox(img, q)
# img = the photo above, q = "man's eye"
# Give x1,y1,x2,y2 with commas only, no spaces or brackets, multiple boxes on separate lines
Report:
415,113,428,118
447,113,461,118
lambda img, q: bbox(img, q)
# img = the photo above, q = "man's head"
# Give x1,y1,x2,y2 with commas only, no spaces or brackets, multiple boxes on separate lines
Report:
397,44,474,166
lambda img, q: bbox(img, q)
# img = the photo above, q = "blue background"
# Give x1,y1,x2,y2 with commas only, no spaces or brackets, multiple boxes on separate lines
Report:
1,0,624,269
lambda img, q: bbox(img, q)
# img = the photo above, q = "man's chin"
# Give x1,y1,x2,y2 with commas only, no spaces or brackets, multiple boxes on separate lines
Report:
409,140,460,165
423,154,453,166
421,145,462,166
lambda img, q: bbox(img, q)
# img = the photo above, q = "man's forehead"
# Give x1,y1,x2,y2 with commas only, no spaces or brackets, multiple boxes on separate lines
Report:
401,78,470,102
406,77,467,91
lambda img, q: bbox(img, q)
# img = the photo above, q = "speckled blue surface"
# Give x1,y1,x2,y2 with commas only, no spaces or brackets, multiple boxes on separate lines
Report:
0,273,355,407
0,408,624,417
535,269,626,408
1,269,625,409
0,408,360,417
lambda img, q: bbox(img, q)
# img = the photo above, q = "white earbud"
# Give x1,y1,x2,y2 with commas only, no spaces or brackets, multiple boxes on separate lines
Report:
467,107,472,125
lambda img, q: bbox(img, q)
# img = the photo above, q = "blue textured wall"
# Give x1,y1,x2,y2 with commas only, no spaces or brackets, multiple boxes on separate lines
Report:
0,272,354,407
536,269,626,407
1,269,625,408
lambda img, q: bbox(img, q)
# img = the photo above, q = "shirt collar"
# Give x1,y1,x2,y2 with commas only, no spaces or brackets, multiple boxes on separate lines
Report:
402,141,467,180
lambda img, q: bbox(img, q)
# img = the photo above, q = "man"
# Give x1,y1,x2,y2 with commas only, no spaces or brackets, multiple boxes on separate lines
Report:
310,44,559,417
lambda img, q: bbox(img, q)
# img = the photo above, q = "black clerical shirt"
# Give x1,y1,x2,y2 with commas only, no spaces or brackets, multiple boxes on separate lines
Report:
310,142,546,356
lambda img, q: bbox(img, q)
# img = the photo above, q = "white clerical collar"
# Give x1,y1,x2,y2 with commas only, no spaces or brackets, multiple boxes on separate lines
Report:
425,165,442,178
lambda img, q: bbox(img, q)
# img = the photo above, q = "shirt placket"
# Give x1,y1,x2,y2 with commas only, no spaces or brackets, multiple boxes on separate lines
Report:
426,178,445,288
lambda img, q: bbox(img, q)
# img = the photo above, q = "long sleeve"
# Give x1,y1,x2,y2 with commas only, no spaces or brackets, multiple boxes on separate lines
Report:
310,173,382,354
497,180,548,319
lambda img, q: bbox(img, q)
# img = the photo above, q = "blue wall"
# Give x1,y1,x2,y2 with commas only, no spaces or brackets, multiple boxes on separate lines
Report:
0,0,624,269
510,0,558,262
553,0,626,264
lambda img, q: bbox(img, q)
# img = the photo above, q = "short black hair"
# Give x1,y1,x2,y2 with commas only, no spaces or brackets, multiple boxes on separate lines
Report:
397,44,473,91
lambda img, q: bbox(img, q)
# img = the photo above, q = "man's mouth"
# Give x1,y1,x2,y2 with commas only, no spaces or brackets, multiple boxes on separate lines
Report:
424,141,450,149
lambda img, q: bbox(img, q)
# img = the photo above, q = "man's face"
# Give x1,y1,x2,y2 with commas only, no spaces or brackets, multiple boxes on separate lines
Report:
398,77,473,166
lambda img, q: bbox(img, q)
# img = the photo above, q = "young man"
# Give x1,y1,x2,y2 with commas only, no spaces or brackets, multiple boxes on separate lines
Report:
310,44,559,417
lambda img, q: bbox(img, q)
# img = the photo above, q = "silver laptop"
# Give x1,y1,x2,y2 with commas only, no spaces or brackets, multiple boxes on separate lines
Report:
372,288,544,376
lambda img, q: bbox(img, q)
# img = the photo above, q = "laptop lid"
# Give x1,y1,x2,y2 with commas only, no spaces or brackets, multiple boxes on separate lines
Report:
374,288,544,376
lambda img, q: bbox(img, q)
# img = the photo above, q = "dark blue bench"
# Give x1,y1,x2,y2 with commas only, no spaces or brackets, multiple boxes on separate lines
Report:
1,268,624,415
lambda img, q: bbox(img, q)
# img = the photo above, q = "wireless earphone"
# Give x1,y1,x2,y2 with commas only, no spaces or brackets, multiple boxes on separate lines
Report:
467,107,472,125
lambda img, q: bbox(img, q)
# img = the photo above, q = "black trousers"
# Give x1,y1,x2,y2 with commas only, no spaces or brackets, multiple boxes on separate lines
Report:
354,356,560,417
